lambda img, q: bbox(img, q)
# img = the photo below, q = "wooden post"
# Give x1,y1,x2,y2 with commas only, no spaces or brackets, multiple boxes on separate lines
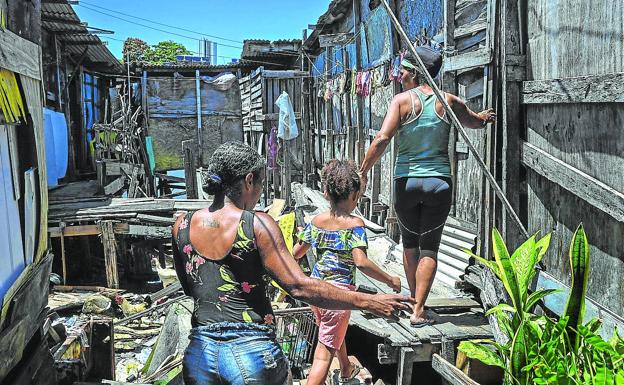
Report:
60,222,67,285
354,0,365,164
182,140,198,199
325,46,334,159
500,0,525,248
195,70,203,161
397,347,415,385
101,221,119,288
480,0,498,258
443,0,458,217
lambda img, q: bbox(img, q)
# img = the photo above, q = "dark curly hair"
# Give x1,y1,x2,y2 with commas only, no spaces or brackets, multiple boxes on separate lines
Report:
202,141,266,198
321,159,361,202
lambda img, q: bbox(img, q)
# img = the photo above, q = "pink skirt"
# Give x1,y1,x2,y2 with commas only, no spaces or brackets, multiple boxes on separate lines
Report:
311,282,355,350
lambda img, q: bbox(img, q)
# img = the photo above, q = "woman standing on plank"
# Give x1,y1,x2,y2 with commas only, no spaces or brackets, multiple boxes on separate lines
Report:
359,47,495,327
172,141,413,385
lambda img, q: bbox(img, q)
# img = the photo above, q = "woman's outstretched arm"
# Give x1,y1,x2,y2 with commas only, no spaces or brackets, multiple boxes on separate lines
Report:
254,212,413,318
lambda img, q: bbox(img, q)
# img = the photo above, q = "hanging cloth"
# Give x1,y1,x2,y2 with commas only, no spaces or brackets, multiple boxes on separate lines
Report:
351,70,358,96
275,92,299,140
267,125,279,170
324,79,333,102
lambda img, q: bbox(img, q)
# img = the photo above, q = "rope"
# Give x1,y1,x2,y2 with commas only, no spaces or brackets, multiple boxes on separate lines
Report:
380,0,529,239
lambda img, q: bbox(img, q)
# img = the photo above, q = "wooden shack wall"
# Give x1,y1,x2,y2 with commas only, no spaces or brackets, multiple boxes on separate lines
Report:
146,74,243,171
523,0,624,316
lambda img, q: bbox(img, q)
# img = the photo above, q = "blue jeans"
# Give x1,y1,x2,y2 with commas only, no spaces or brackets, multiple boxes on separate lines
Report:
183,322,290,385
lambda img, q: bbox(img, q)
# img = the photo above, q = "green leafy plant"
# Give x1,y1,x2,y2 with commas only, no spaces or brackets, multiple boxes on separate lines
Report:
459,224,624,385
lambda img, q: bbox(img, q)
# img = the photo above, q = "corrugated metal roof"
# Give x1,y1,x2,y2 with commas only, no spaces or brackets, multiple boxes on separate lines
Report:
41,1,124,74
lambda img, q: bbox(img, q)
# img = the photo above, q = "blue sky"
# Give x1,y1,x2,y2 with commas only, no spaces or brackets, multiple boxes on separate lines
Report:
73,0,331,63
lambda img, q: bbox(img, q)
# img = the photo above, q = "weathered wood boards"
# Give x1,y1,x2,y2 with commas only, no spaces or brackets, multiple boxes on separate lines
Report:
521,73,624,104
0,27,41,80
522,142,624,222
444,48,492,72
101,221,119,289
432,354,480,385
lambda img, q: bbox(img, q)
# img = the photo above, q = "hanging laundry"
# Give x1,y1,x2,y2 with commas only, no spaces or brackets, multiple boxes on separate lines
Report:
362,70,373,97
391,55,402,81
317,79,325,98
324,79,333,102
356,71,363,96
267,126,278,170
275,91,299,140
338,73,347,95
351,70,358,96
344,70,352,94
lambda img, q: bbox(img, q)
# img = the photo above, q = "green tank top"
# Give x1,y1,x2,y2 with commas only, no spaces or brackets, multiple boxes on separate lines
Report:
394,88,451,178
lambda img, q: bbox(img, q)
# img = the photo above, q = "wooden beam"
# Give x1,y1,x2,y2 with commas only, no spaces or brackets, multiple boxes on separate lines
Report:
432,354,480,385
182,140,198,199
0,27,41,80
261,70,307,79
105,162,144,177
319,32,355,47
522,142,624,222
521,73,624,104
101,221,119,288
444,48,492,72
253,112,302,121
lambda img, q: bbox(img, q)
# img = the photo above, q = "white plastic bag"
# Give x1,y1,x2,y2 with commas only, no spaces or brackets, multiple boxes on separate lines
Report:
275,91,299,140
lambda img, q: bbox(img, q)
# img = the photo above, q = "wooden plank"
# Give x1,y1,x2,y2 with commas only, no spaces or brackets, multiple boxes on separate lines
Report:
521,73,624,104
522,142,624,222
254,112,302,121
0,27,41,80
319,32,355,47
425,297,480,310
533,271,624,340
101,221,119,288
261,70,307,79
182,140,198,199
432,354,480,385
104,176,126,196
105,162,144,177
349,311,391,339
125,224,171,238
444,48,492,72
454,17,487,39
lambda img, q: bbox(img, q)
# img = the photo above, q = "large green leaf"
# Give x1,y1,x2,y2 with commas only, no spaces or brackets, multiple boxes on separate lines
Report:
485,303,516,316
492,229,522,315
511,323,528,382
525,289,559,313
535,233,552,265
464,249,502,280
458,341,506,369
510,234,537,304
564,224,590,350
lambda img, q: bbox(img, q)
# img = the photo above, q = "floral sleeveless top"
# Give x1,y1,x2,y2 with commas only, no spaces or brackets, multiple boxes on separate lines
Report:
298,223,368,286
173,210,274,327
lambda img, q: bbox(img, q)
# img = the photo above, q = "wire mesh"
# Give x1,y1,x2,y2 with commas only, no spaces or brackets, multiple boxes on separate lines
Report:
274,307,318,369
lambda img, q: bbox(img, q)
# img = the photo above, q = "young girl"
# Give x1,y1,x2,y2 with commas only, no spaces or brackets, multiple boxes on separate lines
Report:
293,159,402,385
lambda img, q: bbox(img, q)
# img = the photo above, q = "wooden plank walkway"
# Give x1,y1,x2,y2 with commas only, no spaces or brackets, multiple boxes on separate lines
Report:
292,183,493,385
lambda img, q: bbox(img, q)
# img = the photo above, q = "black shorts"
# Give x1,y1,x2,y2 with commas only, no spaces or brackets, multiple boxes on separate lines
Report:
393,176,453,252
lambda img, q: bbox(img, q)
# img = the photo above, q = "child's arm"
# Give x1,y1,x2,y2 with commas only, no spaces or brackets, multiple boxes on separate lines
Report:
292,240,311,261
352,248,401,293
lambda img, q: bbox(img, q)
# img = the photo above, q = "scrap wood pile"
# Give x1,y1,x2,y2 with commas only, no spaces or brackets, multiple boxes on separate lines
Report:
47,281,190,384
94,84,154,198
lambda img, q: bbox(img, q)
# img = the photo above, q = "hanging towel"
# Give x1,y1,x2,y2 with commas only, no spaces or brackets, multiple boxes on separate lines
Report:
351,70,358,96
275,92,299,140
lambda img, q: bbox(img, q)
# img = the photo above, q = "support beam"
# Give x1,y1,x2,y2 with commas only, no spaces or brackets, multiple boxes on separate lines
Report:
521,142,624,222
101,221,119,288
521,73,624,104
432,354,480,385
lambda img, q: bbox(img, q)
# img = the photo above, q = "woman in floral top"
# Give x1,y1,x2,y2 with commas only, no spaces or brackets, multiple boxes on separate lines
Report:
172,142,413,385
293,160,402,385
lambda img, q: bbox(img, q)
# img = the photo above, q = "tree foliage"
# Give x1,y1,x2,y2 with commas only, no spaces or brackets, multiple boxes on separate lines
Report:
143,40,192,64
122,38,192,65
122,38,149,64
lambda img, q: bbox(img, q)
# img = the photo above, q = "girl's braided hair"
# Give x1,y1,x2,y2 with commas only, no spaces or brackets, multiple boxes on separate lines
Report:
321,159,361,201
203,141,266,198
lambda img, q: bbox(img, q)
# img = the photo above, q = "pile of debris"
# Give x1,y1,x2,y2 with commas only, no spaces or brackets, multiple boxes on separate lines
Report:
46,280,190,385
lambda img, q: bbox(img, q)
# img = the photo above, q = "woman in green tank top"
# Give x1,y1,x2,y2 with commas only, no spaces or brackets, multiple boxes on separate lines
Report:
360,47,496,326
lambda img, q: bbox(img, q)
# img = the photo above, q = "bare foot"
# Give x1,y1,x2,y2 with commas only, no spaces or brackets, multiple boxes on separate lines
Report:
340,363,360,380
410,308,434,327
